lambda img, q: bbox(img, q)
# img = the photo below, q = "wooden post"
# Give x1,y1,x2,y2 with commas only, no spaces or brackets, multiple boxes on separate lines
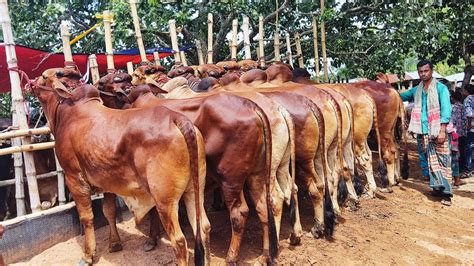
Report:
129,0,148,63
207,13,213,64
231,19,238,60
0,0,40,214
195,39,204,65
242,17,251,59
127,62,134,75
168,19,181,64
285,33,293,68
89,54,100,84
180,51,188,66
258,15,265,67
320,0,329,82
60,23,73,64
295,32,304,68
153,51,161,66
312,16,320,83
274,31,281,62
49,134,66,205
103,10,115,71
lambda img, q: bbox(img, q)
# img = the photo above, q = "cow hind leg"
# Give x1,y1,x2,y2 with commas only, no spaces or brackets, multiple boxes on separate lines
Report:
225,190,249,263
143,209,161,252
102,193,122,253
342,143,360,211
327,143,342,217
277,164,302,245
355,141,377,198
312,157,329,238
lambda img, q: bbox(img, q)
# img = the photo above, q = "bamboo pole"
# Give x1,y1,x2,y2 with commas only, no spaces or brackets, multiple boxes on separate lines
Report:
312,16,320,83
195,39,204,65
168,19,181,64
60,23,73,64
207,13,213,64
89,54,100,84
231,19,238,60
180,51,188,66
285,33,293,68
0,127,51,140
50,133,66,205
320,0,329,82
274,32,281,62
1,0,40,214
0,142,56,156
153,51,161,66
127,62,134,75
129,0,148,63
258,15,265,67
295,32,304,68
103,10,115,71
242,17,251,59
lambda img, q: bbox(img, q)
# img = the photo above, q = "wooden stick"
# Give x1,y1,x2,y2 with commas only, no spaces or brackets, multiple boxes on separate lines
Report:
207,13,213,64
180,51,188,66
195,39,204,65
1,0,40,214
0,127,51,140
312,16,320,83
242,17,251,59
258,15,265,67
320,0,329,82
102,10,115,70
285,32,293,68
60,23,73,64
153,51,161,66
127,62,134,75
89,54,100,84
274,31,281,62
129,0,147,63
231,19,238,60
168,19,181,64
0,142,55,156
295,32,304,67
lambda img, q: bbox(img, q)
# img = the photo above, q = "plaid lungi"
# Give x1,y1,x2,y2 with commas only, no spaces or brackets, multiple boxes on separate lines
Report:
420,134,453,195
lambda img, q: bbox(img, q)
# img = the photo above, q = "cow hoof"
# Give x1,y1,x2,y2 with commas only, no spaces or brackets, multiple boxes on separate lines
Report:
378,187,394,194
143,238,157,252
257,254,272,265
310,224,324,239
41,201,52,210
346,199,360,212
78,258,92,266
289,233,301,245
109,242,123,253
225,255,239,265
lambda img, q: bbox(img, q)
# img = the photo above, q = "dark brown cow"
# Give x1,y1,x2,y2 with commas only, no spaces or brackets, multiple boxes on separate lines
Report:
101,68,279,263
32,68,209,265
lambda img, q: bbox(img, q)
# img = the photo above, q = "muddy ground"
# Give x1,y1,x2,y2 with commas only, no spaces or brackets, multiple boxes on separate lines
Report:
12,140,474,265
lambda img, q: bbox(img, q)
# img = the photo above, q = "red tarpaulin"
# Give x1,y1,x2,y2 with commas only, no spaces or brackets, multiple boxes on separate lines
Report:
0,44,173,93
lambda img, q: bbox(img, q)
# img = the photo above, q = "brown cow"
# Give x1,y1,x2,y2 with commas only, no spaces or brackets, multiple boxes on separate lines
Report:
101,68,279,263
32,68,209,265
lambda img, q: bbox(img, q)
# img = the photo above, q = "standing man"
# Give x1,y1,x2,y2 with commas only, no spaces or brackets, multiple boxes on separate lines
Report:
462,84,474,178
400,59,453,206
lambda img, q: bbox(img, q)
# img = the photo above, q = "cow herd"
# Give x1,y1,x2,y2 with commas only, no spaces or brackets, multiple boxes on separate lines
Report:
28,60,407,265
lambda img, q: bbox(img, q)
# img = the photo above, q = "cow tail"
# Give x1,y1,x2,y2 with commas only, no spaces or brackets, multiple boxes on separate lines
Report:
398,96,409,179
254,107,278,262
306,99,335,238
173,116,205,266
363,92,388,188
278,107,297,229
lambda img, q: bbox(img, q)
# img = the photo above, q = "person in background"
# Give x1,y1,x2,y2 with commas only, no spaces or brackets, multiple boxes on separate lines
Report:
400,59,453,206
462,84,474,178
0,224,4,266
449,90,467,186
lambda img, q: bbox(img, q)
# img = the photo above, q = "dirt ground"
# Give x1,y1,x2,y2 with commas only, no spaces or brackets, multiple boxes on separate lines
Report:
12,140,474,265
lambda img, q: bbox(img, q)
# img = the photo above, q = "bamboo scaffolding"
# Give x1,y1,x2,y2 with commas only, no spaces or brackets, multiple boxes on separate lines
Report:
295,32,304,68
1,0,40,214
60,23,73,64
320,0,329,82
274,32,281,62
258,15,265,67
127,62,134,75
0,171,59,187
207,13,213,64
129,0,148,63
195,39,204,65
103,10,115,71
0,142,55,157
153,51,161,66
180,51,188,66
312,16,320,83
242,17,251,59
231,19,238,60
89,54,100,84
0,127,51,140
285,33,293,68
50,133,65,205
168,19,181,64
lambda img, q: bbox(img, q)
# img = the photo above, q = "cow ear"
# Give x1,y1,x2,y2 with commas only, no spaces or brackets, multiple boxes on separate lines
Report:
145,76,161,88
53,80,72,98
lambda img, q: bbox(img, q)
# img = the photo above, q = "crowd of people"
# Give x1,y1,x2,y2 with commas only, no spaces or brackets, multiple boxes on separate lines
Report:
401,59,472,206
